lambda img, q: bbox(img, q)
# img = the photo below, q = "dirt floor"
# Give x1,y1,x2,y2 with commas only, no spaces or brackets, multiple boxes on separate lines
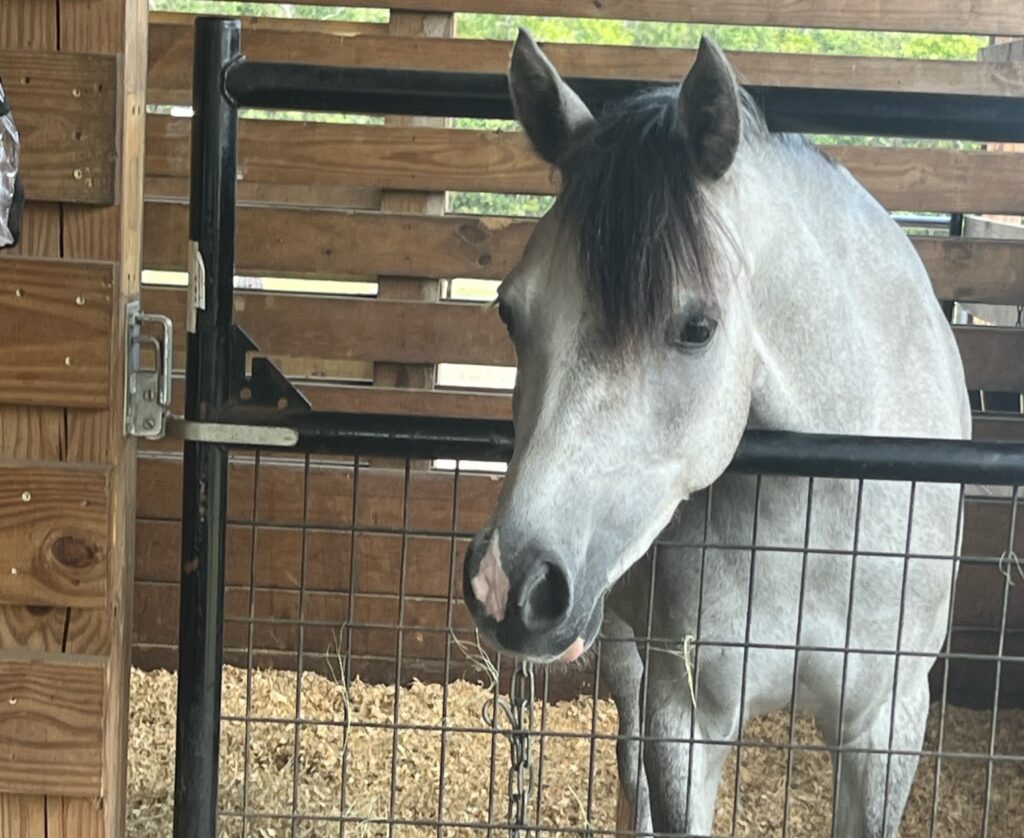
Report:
129,665,1024,837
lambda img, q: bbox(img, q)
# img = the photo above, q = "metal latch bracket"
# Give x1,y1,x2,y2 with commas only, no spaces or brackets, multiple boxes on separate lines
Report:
124,300,299,448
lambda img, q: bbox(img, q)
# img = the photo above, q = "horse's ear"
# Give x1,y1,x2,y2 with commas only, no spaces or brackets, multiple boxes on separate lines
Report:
509,28,594,166
678,36,741,180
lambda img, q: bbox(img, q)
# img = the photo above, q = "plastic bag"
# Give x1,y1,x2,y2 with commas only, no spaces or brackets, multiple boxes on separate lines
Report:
0,78,24,249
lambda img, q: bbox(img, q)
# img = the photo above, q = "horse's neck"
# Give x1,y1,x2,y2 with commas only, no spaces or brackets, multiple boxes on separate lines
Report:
738,139,938,436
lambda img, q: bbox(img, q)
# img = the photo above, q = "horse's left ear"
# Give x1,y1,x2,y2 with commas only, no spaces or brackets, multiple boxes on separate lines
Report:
509,28,595,166
678,36,741,180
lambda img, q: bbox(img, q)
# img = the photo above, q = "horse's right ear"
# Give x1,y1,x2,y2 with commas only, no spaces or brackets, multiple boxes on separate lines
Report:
509,28,594,166
678,36,741,180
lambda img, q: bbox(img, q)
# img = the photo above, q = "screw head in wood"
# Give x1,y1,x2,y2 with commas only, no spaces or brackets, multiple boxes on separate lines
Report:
21,491,30,502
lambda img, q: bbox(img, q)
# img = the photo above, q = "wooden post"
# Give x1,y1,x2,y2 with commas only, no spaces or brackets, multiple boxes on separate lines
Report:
0,0,145,832
371,8,454,467
978,37,1024,226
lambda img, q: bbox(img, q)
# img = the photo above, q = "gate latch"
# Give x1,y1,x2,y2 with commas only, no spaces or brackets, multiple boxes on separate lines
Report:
123,300,299,447
124,300,173,440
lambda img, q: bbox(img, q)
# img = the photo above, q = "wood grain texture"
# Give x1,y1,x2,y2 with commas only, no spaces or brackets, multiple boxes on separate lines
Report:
0,607,66,653
0,795,46,838
0,655,104,797
43,798,102,838
59,0,148,831
278,0,1024,36
0,259,115,409
142,203,1024,305
0,465,109,609
0,2,67,824
145,116,1024,214
0,51,117,205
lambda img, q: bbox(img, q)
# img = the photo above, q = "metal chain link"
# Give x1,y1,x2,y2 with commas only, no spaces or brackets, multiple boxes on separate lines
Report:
482,660,536,837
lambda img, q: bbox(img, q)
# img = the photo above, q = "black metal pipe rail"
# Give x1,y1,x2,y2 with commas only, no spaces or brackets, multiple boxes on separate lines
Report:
175,16,1024,838
224,59,1024,143
223,410,1024,487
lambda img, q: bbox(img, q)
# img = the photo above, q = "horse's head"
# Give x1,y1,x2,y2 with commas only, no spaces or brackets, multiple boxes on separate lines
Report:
463,31,760,662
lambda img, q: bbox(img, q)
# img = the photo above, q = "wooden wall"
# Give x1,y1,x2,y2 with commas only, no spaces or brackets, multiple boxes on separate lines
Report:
133,2,1024,708
0,0,145,833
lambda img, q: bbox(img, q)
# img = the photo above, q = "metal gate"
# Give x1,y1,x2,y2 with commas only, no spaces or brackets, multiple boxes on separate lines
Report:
167,17,1024,838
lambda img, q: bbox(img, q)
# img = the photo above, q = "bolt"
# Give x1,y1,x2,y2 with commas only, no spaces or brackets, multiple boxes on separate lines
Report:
14,288,23,298
75,295,86,306
73,168,84,180
21,491,30,502
64,356,73,366
72,87,82,98
143,418,156,430
10,568,18,576
8,696,15,705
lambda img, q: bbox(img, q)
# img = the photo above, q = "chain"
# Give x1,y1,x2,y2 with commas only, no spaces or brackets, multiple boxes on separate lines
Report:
482,660,536,837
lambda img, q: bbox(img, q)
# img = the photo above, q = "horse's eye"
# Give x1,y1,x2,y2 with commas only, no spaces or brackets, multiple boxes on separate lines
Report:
672,313,717,348
497,298,515,335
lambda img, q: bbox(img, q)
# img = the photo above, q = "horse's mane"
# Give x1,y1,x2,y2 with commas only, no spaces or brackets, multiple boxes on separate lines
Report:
557,87,774,348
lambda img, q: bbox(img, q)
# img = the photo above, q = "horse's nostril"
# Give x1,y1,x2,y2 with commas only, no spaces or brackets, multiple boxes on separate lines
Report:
519,560,571,630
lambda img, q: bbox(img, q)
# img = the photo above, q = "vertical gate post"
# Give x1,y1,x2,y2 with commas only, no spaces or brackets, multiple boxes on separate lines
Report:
173,17,241,838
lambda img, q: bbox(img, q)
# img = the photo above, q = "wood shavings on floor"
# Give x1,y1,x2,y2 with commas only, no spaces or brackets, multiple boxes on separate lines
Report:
129,666,1023,836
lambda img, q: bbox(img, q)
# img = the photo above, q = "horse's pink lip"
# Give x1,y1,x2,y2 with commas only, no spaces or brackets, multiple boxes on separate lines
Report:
560,637,586,663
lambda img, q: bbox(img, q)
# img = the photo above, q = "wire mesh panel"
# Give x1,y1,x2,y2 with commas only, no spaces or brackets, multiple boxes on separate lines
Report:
134,448,1024,837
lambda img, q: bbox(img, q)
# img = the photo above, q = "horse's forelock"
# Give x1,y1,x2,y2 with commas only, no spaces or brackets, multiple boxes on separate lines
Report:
557,89,730,349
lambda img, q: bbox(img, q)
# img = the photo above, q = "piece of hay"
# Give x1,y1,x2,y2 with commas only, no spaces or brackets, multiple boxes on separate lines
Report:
128,666,1024,836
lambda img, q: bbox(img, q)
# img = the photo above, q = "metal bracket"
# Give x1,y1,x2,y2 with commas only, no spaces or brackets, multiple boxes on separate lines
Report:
124,300,173,439
165,417,298,448
124,301,299,448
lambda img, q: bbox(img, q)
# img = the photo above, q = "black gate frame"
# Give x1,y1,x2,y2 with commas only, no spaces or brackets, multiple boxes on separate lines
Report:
172,17,1024,838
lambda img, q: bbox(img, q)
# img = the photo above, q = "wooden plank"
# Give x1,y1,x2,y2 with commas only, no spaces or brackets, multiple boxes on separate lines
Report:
60,0,148,829
0,654,104,797
0,4,67,827
141,284,1024,393
147,11,385,105
0,465,109,609
145,116,1024,214
0,50,118,205
280,0,1024,36
44,799,102,838
956,326,1024,392
973,415,1024,441
372,9,453,469
146,19,1024,106
142,203,1024,305
0,795,46,837
0,258,115,410
917,237,1024,305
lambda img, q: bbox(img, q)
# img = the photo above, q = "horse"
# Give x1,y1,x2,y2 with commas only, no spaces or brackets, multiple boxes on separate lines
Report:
462,30,970,836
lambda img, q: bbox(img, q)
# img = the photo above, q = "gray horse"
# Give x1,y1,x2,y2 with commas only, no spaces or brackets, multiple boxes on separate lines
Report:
463,30,970,837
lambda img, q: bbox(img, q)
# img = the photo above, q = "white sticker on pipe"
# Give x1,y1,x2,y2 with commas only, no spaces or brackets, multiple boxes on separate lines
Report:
187,239,206,333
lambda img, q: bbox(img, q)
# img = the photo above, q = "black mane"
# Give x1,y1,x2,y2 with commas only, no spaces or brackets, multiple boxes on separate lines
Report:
557,88,740,347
